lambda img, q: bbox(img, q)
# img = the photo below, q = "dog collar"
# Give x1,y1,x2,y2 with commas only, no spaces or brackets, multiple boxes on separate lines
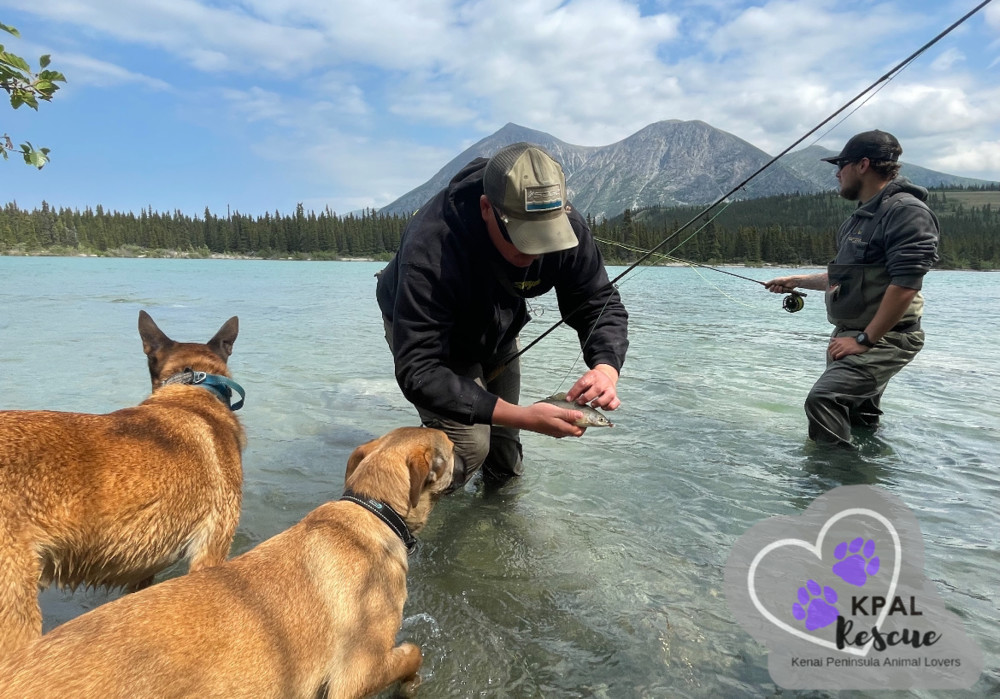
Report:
340,489,417,554
161,370,245,411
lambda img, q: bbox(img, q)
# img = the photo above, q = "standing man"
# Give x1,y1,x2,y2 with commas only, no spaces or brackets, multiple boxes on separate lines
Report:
765,130,939,447
376,142,629,488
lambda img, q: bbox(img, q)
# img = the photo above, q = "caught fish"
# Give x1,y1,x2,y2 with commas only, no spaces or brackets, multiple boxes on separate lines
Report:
536,392,614,428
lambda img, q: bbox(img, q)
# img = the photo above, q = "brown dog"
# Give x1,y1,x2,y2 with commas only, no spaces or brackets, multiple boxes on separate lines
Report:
0,310,245,659
0,426,455,699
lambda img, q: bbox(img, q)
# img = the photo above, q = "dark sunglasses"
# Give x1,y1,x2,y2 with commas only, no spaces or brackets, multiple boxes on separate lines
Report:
492,206,514,244
834,157,868,171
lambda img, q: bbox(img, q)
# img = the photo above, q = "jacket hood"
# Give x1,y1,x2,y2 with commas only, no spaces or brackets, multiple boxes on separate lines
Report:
448,158,488,200
883,176,929,202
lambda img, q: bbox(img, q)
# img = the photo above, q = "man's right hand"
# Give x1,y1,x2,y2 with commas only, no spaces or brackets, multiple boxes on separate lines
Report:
764,272,828,293
764,276,798,294
492,399,585,438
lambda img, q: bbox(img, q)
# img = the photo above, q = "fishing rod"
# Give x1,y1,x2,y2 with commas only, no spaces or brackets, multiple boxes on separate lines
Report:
490,0,993,378
600,239,810,313
667,261,808,313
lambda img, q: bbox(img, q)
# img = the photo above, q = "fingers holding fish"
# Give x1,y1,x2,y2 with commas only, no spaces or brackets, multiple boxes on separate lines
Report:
526,400,586,438
535,393,614,428
566,365,620,410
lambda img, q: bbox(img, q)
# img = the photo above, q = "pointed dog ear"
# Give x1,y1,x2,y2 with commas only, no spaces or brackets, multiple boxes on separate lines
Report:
209,317,239,360
138,310,173,358
345,436,380,485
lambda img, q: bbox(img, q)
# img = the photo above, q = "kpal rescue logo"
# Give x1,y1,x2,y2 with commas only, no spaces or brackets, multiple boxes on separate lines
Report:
724,485,983,690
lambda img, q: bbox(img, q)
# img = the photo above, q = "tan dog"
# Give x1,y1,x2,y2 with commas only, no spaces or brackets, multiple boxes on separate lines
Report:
0,310,245,659
0,426,455,699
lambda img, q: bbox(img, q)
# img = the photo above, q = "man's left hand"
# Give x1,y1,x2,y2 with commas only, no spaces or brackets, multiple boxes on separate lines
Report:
828,336,870,361
565,364,620,410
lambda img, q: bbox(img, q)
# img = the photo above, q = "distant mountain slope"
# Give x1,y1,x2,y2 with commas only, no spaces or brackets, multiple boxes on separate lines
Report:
564,120,817,217
782,144,992,191
380,122,996,220
381,123,598,218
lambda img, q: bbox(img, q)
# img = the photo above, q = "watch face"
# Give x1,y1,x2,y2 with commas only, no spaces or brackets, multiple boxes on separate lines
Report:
857,332,870,346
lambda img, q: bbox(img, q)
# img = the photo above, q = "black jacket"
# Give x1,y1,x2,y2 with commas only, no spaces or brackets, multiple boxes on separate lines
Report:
376,158,629,425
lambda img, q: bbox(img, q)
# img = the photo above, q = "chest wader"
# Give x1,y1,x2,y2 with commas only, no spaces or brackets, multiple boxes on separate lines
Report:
807,194,926,446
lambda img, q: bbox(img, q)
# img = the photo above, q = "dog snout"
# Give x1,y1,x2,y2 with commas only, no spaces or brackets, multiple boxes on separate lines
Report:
443,453,473,494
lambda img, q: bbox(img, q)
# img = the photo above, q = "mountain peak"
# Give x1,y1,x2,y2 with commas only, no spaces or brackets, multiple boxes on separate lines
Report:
380,122,995,219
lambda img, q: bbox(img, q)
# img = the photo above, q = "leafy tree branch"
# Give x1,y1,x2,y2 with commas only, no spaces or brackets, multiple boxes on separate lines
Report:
1,22,66,169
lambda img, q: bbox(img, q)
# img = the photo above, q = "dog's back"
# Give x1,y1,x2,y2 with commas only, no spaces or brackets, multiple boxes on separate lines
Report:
0,504,393,699
0,427,455,699
0,311,246,658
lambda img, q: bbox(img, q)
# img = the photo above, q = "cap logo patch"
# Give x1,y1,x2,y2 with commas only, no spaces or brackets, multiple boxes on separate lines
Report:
524,184,563,212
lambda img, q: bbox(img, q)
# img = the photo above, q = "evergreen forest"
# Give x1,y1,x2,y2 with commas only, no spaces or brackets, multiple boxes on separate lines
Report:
2,187,997,269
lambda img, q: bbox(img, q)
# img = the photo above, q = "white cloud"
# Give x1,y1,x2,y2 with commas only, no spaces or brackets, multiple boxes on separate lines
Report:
930,140,1000,176
50,51,172,91
986,1,1000,30
8,0,328,72
2,0,998,216
930,47,964,71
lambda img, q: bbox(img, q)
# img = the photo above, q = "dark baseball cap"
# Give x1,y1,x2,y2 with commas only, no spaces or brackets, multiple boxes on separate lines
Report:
821,130,902,165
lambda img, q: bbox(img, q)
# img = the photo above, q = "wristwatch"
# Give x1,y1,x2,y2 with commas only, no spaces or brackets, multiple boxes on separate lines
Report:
855,331,875,348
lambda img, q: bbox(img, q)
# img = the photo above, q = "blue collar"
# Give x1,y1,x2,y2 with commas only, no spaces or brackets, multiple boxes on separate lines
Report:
340,489,417,553
161,370,245,411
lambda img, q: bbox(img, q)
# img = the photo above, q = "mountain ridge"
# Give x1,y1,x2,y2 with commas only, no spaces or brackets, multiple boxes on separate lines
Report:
380,121,995,220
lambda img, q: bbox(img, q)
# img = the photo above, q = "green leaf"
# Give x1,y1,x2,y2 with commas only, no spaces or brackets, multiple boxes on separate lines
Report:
0,65,24,82
0,23,19,38
38,70,66,82
39,54,50,68
3,52,30,72
24,148,48,168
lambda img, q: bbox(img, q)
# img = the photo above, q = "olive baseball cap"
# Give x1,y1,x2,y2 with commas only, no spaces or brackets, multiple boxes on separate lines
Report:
821,130,902,165
483,142,578,255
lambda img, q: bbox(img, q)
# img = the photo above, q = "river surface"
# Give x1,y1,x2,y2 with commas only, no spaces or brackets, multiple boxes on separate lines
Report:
1,256,997,697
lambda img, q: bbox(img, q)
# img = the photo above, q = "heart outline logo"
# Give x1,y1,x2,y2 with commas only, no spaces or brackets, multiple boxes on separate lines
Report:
746,508,902,656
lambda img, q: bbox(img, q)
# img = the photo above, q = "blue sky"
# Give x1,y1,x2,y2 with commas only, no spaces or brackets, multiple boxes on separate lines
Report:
2,0,998,218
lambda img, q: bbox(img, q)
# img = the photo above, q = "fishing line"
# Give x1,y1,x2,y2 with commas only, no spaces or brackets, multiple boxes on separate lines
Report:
491,0,994,380
595,194,810,312
603,0,994,286
594,236,763,308
549,289,618,395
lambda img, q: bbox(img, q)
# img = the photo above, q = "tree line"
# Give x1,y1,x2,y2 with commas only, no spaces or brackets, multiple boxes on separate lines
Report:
1,186,997,269
0,202,406,260
591,187,999,270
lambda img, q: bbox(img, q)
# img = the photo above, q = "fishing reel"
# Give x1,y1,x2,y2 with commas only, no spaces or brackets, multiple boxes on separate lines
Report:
783,291,806,313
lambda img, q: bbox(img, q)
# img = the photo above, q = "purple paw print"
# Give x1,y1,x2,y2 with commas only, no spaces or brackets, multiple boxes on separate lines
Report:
792,579,839,630
832,538,880,586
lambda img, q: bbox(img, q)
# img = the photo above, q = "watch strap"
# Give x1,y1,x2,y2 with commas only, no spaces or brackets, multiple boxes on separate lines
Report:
856,332,875,347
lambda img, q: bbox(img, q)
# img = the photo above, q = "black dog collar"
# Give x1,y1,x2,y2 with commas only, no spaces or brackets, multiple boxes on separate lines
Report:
340,489,417,553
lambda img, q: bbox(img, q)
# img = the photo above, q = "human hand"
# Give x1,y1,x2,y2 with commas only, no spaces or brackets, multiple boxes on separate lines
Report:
522,401,586,438
565,364,620,410
828,336,870,361
764,276,797,294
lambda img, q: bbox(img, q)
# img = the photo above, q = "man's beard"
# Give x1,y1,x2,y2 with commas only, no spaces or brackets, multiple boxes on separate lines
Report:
839,179,862,201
